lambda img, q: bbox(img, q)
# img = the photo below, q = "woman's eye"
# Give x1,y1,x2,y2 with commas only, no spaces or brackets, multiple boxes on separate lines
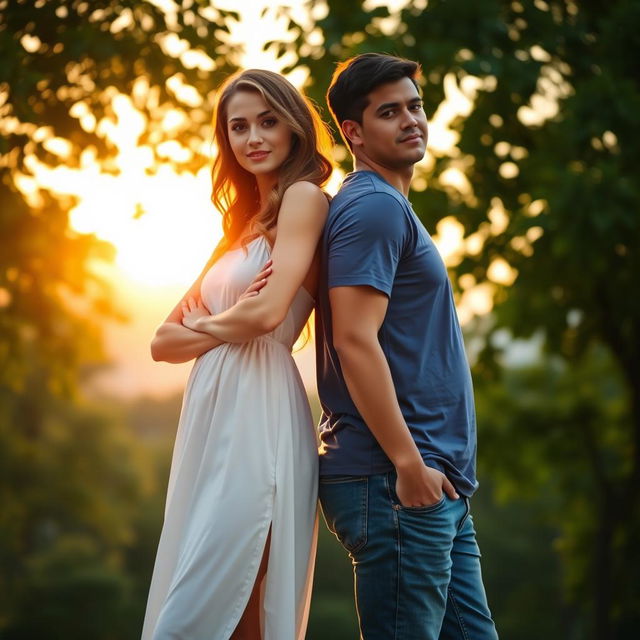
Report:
231,123,246,132
262,118,277,128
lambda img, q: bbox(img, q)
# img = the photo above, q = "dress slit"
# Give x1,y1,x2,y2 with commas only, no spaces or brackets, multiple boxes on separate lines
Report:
226,518,273,639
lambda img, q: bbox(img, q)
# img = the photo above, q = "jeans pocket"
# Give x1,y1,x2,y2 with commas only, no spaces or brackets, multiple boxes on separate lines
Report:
319,476,368,553
399,495,447,513
386,471,447,513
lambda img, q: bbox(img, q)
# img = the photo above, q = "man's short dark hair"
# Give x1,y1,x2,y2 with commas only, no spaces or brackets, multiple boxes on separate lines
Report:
326,53,421,146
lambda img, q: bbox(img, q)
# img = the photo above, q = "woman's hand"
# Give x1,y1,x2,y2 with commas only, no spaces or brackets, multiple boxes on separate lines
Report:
181,297,211,331
238,259,272,301
180,260,272,333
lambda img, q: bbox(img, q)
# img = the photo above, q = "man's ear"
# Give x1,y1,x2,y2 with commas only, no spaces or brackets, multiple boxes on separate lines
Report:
341,120,363,148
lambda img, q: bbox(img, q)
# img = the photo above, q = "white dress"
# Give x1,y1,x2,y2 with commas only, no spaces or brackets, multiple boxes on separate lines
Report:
142,235,319,640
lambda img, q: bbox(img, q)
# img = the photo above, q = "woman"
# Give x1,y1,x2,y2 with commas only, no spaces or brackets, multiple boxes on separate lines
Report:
141,69,333,640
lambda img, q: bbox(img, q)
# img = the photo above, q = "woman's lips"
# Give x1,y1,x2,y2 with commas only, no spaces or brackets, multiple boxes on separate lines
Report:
247,151,270,160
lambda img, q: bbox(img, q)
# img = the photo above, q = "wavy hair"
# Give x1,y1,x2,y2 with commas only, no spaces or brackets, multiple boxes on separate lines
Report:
210,69,334,260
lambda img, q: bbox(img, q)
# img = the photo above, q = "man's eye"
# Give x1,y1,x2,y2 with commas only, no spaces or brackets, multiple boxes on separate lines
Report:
381,110,395,118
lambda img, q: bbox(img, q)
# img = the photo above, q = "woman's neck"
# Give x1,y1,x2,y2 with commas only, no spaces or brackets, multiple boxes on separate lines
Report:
255,173,278,211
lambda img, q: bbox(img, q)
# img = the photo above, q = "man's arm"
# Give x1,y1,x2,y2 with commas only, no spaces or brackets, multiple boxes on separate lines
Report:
330,285,459,506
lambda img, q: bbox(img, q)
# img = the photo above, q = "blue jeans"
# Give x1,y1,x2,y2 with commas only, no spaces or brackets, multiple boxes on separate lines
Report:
319,471,498,640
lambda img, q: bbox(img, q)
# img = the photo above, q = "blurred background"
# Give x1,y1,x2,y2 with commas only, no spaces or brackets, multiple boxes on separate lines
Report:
1,0,639,638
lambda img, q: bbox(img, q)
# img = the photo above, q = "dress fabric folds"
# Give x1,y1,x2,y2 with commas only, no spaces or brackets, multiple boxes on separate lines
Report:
142,235,318,640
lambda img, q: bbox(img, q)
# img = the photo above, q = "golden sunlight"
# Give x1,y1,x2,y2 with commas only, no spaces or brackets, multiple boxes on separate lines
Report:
29,96,219,287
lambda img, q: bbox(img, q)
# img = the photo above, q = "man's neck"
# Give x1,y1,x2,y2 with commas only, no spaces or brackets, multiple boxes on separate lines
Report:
353,158,414,197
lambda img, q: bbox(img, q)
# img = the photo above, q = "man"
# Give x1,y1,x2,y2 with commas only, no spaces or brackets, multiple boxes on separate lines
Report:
315,53,498,639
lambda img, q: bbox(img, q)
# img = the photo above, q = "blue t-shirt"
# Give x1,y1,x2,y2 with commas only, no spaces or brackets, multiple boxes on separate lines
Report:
315,171,478,496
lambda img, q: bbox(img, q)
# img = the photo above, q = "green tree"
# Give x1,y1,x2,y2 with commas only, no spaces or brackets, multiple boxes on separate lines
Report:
280,0,640,635
474,346,636,638
5,534,133,639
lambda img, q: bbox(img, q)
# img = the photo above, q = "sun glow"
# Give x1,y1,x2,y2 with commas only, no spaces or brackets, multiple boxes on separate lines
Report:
27,93,220,288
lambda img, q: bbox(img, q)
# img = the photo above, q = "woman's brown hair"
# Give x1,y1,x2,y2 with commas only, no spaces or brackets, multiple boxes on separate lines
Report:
210,69,334,260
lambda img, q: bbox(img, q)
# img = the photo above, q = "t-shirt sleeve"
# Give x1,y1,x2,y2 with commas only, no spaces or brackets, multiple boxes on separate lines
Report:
327,192,409,296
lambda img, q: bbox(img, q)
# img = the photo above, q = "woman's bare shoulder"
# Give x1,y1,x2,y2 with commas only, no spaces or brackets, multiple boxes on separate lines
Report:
281,181,329,222
283,180,328,202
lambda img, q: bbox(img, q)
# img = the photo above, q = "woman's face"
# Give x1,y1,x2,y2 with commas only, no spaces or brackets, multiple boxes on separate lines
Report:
226,90,293,180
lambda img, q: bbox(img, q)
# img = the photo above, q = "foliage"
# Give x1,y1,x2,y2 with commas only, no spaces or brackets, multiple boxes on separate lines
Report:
280,0,640,635
475,347,640,635
4,534,134,640
0,384,153,636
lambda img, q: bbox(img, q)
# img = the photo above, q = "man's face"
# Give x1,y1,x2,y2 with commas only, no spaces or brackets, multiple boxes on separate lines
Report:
346,77,428,169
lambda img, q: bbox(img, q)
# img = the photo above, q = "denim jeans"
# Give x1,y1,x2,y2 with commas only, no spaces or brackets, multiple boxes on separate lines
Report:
319,471,498,640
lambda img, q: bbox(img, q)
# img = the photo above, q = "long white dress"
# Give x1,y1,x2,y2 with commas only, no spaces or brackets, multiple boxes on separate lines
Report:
142,235,319,640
